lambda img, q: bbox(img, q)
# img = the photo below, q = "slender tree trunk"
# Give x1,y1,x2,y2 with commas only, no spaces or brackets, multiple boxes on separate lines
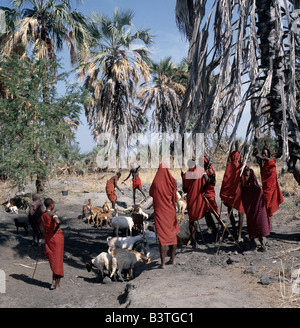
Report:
36,174,46,194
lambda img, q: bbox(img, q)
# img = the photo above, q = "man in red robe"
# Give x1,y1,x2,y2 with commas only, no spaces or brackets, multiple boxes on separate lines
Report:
149,163,180,268
182,159,208,248
220,151,245,241
254,146,284,218
106,172,124,211
123,163,147,204
41,198,64,290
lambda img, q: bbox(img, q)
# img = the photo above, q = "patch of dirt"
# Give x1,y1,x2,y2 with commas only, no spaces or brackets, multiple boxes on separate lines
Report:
0,177,299,308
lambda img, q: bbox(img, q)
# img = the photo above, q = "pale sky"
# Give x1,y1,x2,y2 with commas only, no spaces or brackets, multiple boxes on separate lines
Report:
1,0,250,153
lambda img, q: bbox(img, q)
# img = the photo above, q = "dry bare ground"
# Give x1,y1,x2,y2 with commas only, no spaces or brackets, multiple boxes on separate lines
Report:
0,170,299,309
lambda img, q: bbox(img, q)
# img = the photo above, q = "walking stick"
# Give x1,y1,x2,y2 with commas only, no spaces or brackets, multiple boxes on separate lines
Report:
203,195,240,250
32,244,41,280
283,201,300,216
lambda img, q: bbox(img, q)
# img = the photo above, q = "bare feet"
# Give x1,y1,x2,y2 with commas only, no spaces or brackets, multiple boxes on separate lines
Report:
158,264,165,269
166,260,175,265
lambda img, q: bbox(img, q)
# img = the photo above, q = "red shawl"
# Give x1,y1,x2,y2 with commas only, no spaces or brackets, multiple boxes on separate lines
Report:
220,151,245,214
149,163,179,245
261,158,284,218
203,157,219,214
41,211,64,277
182,165,208,222
241,168,272,239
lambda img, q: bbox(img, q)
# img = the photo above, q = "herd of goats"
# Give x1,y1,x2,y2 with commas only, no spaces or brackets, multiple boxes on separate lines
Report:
81,191,193,282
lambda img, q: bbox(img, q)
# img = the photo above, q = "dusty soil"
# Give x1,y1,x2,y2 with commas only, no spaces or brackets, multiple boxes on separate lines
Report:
0,175,300,308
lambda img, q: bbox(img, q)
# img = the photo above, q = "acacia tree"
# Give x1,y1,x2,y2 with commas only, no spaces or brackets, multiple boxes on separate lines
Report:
0,56,87,193
175,0,300,184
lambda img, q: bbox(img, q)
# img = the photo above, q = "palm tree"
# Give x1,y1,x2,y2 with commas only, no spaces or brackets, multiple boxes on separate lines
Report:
175,0,300,184
79,8,153,141
0,0,93,63
138,57,188,133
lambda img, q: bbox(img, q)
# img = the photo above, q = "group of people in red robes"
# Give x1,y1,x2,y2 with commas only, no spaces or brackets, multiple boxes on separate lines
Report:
149,146,284,266
29,145,284,286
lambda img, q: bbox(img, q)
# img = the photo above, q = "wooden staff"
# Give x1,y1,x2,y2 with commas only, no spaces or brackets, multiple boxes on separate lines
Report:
203,195,240,250
32,245,41,280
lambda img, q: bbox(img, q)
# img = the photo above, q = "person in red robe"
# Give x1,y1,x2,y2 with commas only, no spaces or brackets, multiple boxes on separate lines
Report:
182,159,208,248
41,198,64,290
123,163,147,204
149,163,180,268
220,151,245,241
106,172,124,211
202,156,221,239
254,146,284,218
241,167,272,251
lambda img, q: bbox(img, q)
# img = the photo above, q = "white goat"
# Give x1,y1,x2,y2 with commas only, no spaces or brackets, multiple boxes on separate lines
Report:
111,216,134,236
110,249,151,282
85,252,112,282
133,205,148,219
9,206,19,214
107,235,145,253
176,191,187,214
176,220,201,245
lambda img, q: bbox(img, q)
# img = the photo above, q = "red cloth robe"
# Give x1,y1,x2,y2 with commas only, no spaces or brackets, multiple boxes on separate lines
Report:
241,168,272,239
182,166,208,222
261,158,284,218
132,177,142,190
220,151,245,214
203,157,219,214
149,163,180,245
41,211,64,277
106,175,118,202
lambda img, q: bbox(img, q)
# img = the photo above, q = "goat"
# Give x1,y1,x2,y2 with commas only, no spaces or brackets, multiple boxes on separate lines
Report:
131,212,146,234
85,252,113,282
176,220,201,245
88,207,103,225
14,219,28,235
111,216,134,236
102,201,111,213
176,191,187,214
3,200,19,214
81,199,92,220
95,210,112,229
110,249,151,282
176,221,192,245
107,234,148,254
132,205,148,219
176,212,186,225
9,205,19,214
